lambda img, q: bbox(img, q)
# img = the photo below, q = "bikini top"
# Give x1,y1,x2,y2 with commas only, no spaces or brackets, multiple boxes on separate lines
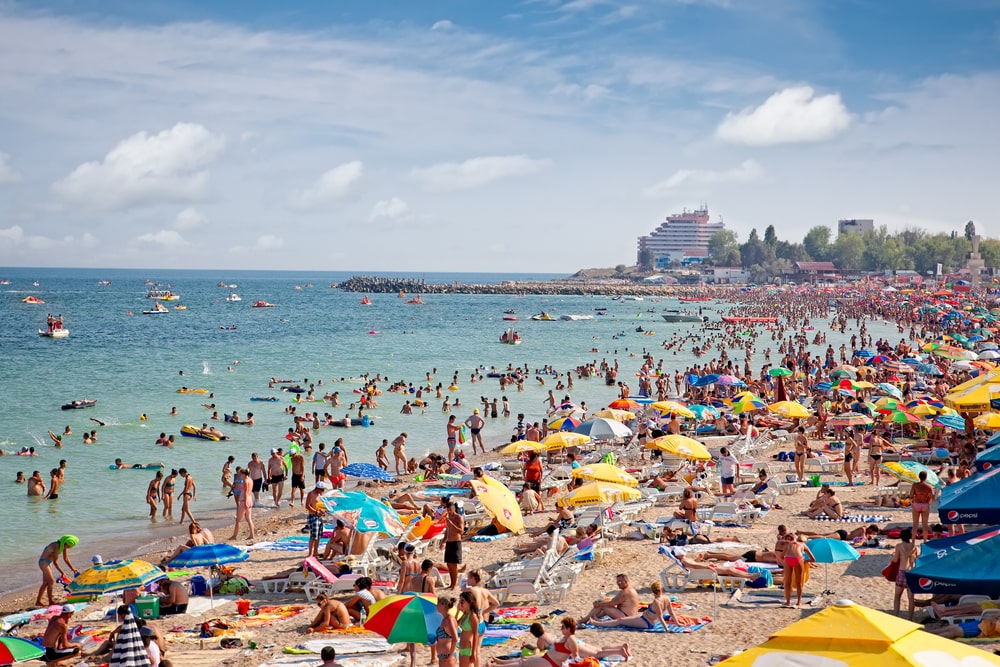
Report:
552,640,570,654
435,625,454,642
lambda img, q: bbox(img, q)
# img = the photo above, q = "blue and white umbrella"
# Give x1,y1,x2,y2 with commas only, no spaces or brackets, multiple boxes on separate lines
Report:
341,462,395,482
855,349,875,358
934,414,967,432
167,543,249,569
109,612,150,667
877,383,903,399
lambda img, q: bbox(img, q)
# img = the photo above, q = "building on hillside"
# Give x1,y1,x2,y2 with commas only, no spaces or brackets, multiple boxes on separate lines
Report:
638,206,725,267
838,218,873,235
784,261,839,283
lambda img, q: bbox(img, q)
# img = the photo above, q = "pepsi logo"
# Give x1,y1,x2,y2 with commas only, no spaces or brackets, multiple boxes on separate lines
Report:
947,511,960,522
985,463,994,470
918,578,935,590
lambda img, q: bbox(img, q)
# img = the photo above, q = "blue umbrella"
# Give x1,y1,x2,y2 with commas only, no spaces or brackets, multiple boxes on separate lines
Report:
168,543,249,568
901,357,922,365
805,537,860,594
321,490,404,536
693,374,720,387
814,382,832,392
976,444,1000,472
855,350,874,358
877,383,903,399
934,414,967,431
633,397,655,405
938,465,1000,524
987,432,1000,447
341,462,395,482
687,404,720,420
905,526,1000,597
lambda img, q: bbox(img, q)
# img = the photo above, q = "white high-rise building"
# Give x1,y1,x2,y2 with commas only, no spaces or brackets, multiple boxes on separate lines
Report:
637,206,725,266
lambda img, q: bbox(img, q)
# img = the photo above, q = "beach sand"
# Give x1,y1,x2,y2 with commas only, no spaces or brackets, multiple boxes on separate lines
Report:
3,434,996,667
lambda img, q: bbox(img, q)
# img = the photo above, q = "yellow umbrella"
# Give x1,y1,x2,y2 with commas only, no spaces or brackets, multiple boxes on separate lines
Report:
538,432,591,451
646,434,711,460
853,380,877,390
556,481,641,507
571,463,638,487
945,382,1000,413
728,391,761,404
767,401,812,419
975,412,1000,430
719,599,1000,666
650,401,695,419
498,440,543,455
592,408,635,422
910,403,942,417
469,476,524,534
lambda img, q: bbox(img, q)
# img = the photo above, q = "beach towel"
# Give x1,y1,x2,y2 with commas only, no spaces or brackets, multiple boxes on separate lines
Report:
183,595,238,617
1,603,89,632
481,627,528,647
471,533,510,542
494,607,538,619
812,513,889,523
226,605,310,628
261,654,403,667
294,636,393,655
581,617,710,633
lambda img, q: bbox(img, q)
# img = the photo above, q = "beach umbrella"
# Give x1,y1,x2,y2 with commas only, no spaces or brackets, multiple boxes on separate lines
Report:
719,600,1000,666
469,476,524,534
883,410,919,424
830,368,856,380
877,383,903,399
571,462,639,488
880,461,941,488
592,408,635,422
0,637,44,664
980,349,1000,360
805,537,860,594
933,413,967,431
938,465,1000,524
68,559,167,597
767,401,811,419
716,375,744,386
687,404,720,420
109,612,151,667
976,444,1000,471
321,490,405,536
730,398,766,415
814,381,832,392
855,349,875,358
556,481,641,507
498,440,543,455
646,434,711,460
989,431,1000,447
573,417,632,441
768,367,794,378
826,412,873,428
538,431,591,451
167,544,249,569
910,403,942,417
905,526,1000,597
607,399,641,411
951,360,976,372
651,401,695,418
692,374,720,387
548,416,581,431
340,462,395,482
364,594,441,645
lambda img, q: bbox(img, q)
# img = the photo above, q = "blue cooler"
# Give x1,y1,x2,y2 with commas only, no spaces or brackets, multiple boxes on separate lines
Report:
190,575,208,596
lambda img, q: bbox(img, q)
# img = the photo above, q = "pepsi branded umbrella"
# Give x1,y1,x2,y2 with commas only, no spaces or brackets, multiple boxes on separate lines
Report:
937,465,1000,524
976,444,1000,472
905,526,1000,597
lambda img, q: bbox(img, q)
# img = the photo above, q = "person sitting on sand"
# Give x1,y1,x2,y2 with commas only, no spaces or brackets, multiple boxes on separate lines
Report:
590,581,672,630
577,573,640,625
805,487,843,519
158,579,189,615
488,617,581,667
41,605,81,666
344,576,382,622
488,621,631,665
305,593,352,632
518,482,544,514
163,522,214,564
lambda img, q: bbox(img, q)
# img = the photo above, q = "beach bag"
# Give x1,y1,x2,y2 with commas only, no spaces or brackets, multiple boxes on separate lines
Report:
601,453,617,466
882,559,899,582
568,659,600,667
218,576,250,596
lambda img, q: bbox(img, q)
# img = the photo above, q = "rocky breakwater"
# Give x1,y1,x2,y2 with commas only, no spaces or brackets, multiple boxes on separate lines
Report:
338,274,727,297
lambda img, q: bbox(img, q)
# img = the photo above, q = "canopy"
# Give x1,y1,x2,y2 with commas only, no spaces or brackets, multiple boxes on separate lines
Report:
556,481,641,507
719,600,1000,666
976,444,1000,472
340,462,395,482
937,465,1000,524
591,408,635,422
646,434,711,460
469,476,524,534
905,526,1000,597
573,417,633,441
571,462,639,487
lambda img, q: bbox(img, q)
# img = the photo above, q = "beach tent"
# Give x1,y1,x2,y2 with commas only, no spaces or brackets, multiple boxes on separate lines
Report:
718,600,1000,666
905,526,1000,597
937,464,1000,524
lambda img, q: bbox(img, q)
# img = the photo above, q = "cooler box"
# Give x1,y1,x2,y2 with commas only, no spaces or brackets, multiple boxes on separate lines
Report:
135,596,159,619
190,575,208,596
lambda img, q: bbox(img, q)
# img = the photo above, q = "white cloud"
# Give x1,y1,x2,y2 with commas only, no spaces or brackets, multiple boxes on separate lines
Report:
174,207,207,231
0,152,21,184
715,86,852,146
52,123,225,209
0,225,24,242
643,159,763,197
370,197,410,221
0,225,96,250
551,83,609,102
254,234,284,251
289,162,363,210
136,229,189,246
411,155,549,192
431,20,454,31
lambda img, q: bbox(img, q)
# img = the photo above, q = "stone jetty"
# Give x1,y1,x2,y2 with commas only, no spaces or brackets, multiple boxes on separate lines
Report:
337,274,713,297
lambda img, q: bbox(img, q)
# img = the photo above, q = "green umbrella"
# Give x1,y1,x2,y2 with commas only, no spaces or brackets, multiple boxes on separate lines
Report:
0,637,45,663
769,367,793,378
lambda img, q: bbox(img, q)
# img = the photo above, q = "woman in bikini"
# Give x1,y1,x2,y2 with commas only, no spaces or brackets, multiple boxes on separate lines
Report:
869,432,885,487
783,534,815,608
489,622,629,666
843,427,859,486
456,591,482,667
146,471,162,519
414,559,437,596
591,581,669,631
160,469,177,520
35,535,79,606
435,596,459,667
910,470,935,540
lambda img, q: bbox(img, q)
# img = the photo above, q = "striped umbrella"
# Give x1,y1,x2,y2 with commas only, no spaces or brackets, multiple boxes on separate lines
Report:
0,637,44,664
548,416,582,431
364,594,441,645
826,412,873,428
340,462,395,482
68,559,166,596
607,399,641,411
109,613,150,667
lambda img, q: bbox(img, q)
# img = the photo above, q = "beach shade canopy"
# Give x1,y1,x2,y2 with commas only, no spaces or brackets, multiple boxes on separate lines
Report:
322,490,405,536
498,440,543,455
538,431,591,451
767,401,812,419
905,526,1000,597
937,465,1000,525
651,401,696,418
805,538,860,594
470,477,524,534
607,399,641,411
340,462,395,482
556,481,641,507
646,434,711,460
574,417,632,441
68,559,167,596
0,637,44,664
109,612,151,667
591,408,635,422
718,599,1000,666
945,381,1000,413
168,543,249,569
976,444,1000,472
571,462,639,488
974,412,1000,430
880,461,941,488
364,594,442,645
826,412,873,428
769,367,794,378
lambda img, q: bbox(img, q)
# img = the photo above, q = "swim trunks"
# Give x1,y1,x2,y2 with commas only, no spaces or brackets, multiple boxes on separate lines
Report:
444,541,462,565
291,473,305,490
269,475,284,485
307,514,324,542
252,478,263,493
45,647,79,661
836,529,848,541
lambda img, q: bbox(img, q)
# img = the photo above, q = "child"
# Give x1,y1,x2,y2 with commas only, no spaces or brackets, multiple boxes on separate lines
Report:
375,440,389,471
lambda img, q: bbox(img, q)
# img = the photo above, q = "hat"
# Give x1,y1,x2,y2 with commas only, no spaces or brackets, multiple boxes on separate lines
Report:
140,626,155,638
404,543,416,553
474,409,480,414
315,481,328,489
92,555,104,565
61,605,74,615
270,448,278,454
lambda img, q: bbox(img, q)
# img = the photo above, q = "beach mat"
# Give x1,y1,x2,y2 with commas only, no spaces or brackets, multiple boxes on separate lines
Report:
184,596,237,616
494,606,538,619
261,654,403,667
581,618,711,633
1,603,89,631
471,533,510,542
725,589,818,608
294,635,393,655
812,513,890,523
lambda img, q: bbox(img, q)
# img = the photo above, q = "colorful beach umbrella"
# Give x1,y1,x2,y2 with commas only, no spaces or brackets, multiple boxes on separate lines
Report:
548,416,581,431
68,559,166,596
646,434,711,460
573,417,632,441
880,461,941,488
826,412,873,427
767,401,811,419
469,476,524,534
0,637,44,664
687,404,720,420
340,462,395,482
364,594,442,645
607,399,641,411
591,408,635,422
883,410,919,424
571,462,639,487
556,481,641,507
650,401,695,418
933,414,967,431
498,440,543,455
730,398,766,415
805,538,860,594
768,367,794,378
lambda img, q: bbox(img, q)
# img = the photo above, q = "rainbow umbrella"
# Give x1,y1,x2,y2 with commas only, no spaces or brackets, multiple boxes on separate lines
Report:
548,416,581,431
731,398,766,415
608,399,641,411
883,410,920,424
0,637,44,664
364,594,441,645
68,559,166,596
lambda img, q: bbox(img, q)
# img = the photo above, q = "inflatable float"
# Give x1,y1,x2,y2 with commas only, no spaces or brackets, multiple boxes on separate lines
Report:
180,425,229,441
177,388,209,394
329,416,376,427
250,397,279,402
61,399,97,410
109,463,164,471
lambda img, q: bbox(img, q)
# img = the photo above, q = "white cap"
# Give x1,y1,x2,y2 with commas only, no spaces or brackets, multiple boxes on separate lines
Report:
316,481,328,489
270,448,278,454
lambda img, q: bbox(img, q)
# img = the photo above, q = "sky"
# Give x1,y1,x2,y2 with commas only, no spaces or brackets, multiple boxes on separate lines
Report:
1,0,999,272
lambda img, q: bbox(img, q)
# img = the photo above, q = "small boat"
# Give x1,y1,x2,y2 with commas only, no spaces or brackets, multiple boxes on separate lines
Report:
622,295,643,301
531,312,556,321
560,314,594,321
62,399,97,410
226,293,242,302
500,328,522,345
0,279,10,285
97,280,112,286
177,388,209,394
22,296,45,304
142,301,169,315
503,316,518,321
146,289,179,300
180,425,228,441
662,310,705,323
360,296,372,305
252,300,275,308
504,310,516,314
39,328,69,338
405,295,425,305
32,281,39,287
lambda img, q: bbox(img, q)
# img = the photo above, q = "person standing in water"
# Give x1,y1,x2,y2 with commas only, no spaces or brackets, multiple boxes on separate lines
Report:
161,469,177,520
178,468,197,524
146,471,162,520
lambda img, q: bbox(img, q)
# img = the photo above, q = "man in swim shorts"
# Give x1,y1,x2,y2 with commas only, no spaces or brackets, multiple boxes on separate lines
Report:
42,605,81,665
464,410,485,456
267,448,287,507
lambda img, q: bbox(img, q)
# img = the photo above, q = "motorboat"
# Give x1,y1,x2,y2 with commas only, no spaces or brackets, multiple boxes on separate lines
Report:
559,314,594,321
499,328,522,345
531,312,556,321
226,293,242,302
39,328,69,338
503,316,518,321
22,296,45,304
504,309,516,314
62,399,97,410
146,289,179,300
622,295,643,301
97,280,112,286
252,300,275,308
662,310,705,323
360,296,372,305
143,301,169,315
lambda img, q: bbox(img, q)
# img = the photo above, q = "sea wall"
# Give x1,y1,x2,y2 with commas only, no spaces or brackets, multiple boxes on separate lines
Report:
337,274,719,296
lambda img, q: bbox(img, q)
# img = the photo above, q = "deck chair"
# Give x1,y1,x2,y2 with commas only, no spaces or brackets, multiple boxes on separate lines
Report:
305,573,362,602
659,549,745,594
260,556,321,594
710,502,760,525
499,554,571,605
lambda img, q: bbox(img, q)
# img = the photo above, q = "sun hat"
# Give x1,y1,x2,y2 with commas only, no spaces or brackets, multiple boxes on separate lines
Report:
316,481,328,489
61,605,74,615
474,409,480,414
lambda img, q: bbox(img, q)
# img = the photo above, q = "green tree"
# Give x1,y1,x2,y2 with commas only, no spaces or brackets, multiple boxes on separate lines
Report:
831,232,864,270
775,240,810,263
707,230,741,267
980,239,1000,269
965,220,976,241
764,225,778,247
803,226,831,261
615,264,627,275
637,248,654,272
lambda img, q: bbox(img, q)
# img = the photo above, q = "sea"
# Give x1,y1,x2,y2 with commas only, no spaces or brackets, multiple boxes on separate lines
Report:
0,267,901,597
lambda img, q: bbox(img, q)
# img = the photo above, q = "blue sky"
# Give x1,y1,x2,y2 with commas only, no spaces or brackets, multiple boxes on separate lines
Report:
1,0,999,271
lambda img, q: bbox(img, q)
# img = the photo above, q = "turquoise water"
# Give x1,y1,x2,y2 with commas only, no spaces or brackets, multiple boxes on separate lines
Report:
0,267,899,595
